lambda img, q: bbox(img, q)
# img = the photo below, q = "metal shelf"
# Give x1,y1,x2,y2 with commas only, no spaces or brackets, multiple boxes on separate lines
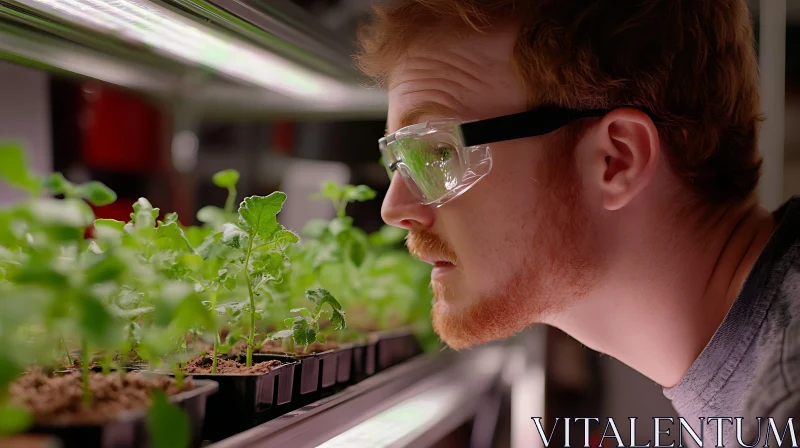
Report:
210,346,512,448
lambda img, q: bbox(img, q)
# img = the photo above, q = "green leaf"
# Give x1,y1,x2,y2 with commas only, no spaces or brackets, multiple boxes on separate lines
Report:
283,317,295,328
12,264,68,287
162,213,179,225
85,252,126,284
270,329,293,340
95,218,125,231
251,272,275,292
223,275,237,291
272,229,299,246
42,172,69,195
291,317,316,346
29,198,94,228
196,231,222,258
212,169,240,189
171,294,214,332
147,391,190,448
111,306,154,319
0,403,33,436
301,219,329,239
344,185,376,203
94,218,126,242
81,181,117,206
0,143,40,195
155,221,193,252
306,288,346,331
180,253,203,271
320,181,341,202
330,308,346,331
290,307,311,317
315,333,327,344
131,198,159,229
76,293,115,344
238,193,286,239
220,223,247,249
184,226,212,247
306,288,342,312
0,356,23,393
197,206,228,228
328,217,352,237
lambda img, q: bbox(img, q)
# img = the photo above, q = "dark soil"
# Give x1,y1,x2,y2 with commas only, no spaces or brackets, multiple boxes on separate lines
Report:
9,371,192,426
63,350,146,371
184,356,282,374
193,338,341,358
258,340,340,355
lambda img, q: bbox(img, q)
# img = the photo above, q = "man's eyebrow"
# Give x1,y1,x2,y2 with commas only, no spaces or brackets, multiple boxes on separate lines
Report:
394,102,461,134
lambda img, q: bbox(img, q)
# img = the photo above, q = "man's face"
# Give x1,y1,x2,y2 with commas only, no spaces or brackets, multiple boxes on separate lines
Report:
382,25,597,349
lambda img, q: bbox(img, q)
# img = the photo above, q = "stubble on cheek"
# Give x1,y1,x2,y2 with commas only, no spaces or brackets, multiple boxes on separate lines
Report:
427,137,598,350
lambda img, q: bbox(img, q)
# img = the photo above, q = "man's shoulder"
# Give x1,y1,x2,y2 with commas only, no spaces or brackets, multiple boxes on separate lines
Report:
744,259,800,419
742,315,800,443
743,208,800,419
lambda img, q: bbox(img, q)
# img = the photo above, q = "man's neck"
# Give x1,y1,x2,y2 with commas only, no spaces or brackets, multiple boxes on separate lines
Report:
550,199,776,387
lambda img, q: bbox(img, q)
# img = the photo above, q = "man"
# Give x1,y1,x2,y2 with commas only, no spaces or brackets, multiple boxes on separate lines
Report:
356,0,799,446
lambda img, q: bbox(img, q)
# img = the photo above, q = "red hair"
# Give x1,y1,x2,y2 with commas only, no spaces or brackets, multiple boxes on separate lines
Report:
356,0,763,206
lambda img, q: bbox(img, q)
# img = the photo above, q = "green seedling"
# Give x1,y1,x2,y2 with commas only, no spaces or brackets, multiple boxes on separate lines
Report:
268,288,346,354
219,192,297,367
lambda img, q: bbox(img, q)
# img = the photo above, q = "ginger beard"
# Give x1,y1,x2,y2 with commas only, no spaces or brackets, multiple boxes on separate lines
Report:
407,145,596,350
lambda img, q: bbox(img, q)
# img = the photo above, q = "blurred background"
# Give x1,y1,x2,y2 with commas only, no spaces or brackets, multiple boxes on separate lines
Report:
0,0,797,446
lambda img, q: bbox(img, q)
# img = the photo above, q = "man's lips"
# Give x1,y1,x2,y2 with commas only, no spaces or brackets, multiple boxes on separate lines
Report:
416,254,456,266
414,254,457,280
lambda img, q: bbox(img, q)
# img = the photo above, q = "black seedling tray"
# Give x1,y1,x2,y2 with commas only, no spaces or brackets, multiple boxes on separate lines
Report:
350,341,377,380
28,379,218,448
183,355,297,442
257,346,357,407
366,340,377,375
376,331,423,371
267,347,354,395
335,345,353,384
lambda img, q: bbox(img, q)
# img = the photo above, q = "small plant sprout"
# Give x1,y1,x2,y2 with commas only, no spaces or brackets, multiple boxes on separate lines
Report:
269,288,346,354
317,181,376,218
213,169,240,216
0,144,124,405
197,169,240,231
221,192,298,367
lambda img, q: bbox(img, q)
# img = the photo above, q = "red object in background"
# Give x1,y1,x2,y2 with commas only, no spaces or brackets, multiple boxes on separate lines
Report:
272,121,295,156
92,199,137,223
80,83,161,173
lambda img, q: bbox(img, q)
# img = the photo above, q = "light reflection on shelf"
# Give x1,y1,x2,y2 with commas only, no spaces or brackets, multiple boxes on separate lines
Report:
316,384,462,448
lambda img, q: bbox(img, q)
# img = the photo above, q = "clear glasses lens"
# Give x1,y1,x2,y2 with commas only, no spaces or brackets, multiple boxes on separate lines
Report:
380,121,493,205
392,137,463,203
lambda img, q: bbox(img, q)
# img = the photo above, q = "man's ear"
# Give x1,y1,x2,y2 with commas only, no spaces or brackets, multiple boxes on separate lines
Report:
587,108,661,211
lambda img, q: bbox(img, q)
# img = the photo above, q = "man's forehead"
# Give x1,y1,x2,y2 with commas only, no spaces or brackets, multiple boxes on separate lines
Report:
384,26,525,135
390,102,462,135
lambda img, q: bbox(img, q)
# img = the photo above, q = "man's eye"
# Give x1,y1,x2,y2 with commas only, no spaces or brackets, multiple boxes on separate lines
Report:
436,145,453,160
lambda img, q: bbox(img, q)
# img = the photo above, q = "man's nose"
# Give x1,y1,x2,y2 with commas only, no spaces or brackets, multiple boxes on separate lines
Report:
381,174,435,231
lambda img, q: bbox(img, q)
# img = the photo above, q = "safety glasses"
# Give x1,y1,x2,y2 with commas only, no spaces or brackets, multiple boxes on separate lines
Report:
379,107,607,206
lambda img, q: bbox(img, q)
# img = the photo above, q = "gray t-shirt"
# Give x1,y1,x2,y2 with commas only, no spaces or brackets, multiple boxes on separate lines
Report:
663,197,800,447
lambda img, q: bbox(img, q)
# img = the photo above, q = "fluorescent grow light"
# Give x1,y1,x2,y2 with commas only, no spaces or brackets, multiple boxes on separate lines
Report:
14,0,358,103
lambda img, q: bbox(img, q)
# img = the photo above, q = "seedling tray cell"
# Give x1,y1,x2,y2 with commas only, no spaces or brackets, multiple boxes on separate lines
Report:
28,379,218,448
184,356,297,441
